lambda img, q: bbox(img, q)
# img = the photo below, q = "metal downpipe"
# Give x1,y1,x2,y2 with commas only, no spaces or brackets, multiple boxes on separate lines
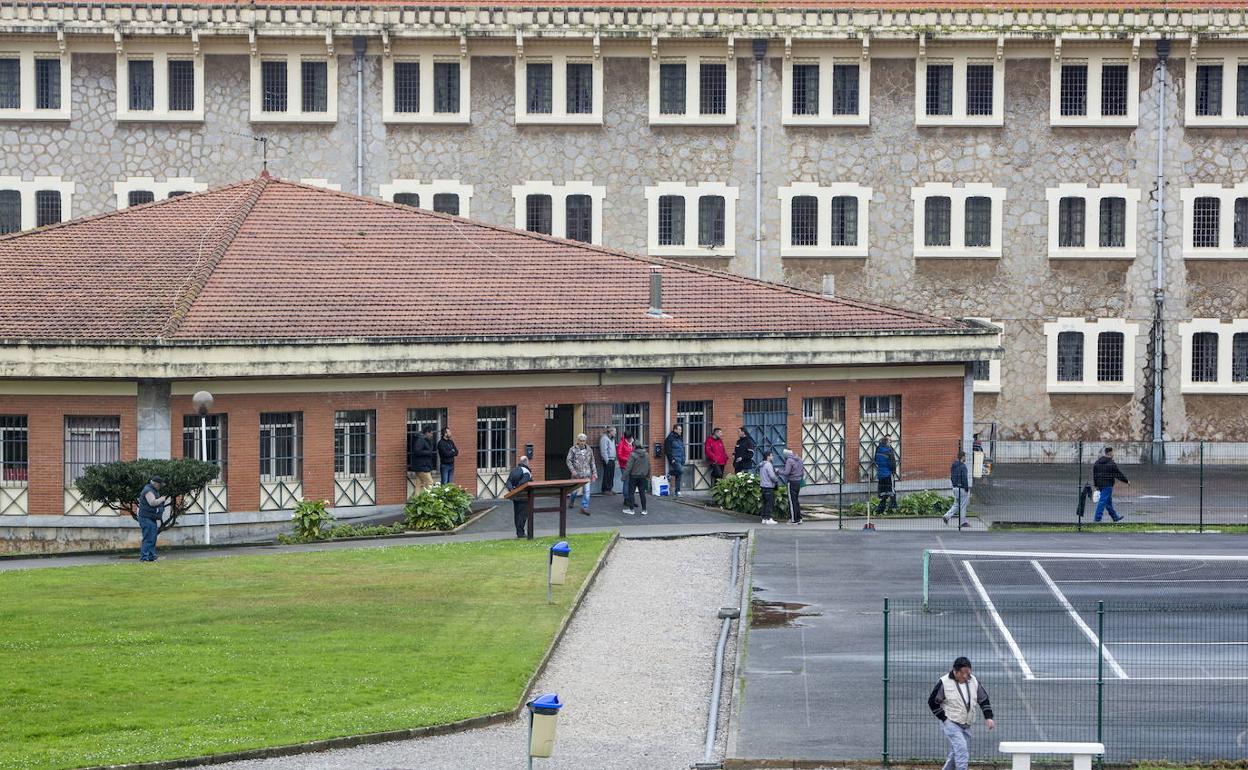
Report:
353,36,367,196
1151,39,1170,458
753,40,767,279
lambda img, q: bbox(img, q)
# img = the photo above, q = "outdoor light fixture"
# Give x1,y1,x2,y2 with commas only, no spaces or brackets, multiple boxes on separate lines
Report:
192,390,214,545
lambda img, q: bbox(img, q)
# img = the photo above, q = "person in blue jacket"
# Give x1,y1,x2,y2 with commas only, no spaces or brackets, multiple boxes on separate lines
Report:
136,475,173,562
873,437,899,515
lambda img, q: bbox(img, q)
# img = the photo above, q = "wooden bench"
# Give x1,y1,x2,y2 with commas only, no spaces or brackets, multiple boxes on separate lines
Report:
999,742,1104,770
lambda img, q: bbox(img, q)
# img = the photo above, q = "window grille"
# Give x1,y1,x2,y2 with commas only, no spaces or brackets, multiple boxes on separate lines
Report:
34,58,58,110
168,60,195,111
697,195,725,247
0,190,18,234
393,192,419,208
1100,63,1129,117
1196,64,1223,117
433,62,459,113
832,63,859,115
658,195,685,246
1238,64,1248,117
566,62,594,114
1193,197,1221,248
565,194,593,243
1191,332,1219,383
1097,331,1125,383
0,58,17,109
407,408,447,471
393,62,420,113
526,194,553,235
64,416,120,488
301,61,328,113
861,395,900,421
334,410,376,478
964,196,992,248
1058,197,1086,248
1234,197,1248,248
803,397,844,423
790,195,818,246
1099,197,1127,248
433,193,459,216
476,406,515,471
699,61,727,115
925,63,953,116
167,191,189,198
259,412,302,481
830,195,858,247
128,60,155,111
676,401,710,461
1,415,28,485
970,360,992,381
526,62,553,114
659,62,685,115
792,63,819,115
128,190,155,207
965,63,994,116
924,196,952,246
35,190,60,227
1233,333,1248,383
182,414,228,483
261,60,287,112
1060,63,1088,116
1057,331,1084,382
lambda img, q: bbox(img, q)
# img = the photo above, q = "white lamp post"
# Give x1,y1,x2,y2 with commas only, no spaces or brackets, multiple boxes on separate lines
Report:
192,390,214,545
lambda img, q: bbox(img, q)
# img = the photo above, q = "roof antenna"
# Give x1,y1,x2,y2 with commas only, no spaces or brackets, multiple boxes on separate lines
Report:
226,131,272,176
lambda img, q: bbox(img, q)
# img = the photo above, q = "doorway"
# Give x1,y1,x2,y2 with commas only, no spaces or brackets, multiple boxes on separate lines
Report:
544,404,576,480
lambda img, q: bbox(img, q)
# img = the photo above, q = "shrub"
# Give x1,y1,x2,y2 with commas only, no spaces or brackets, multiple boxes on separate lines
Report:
405,484,473,531
279,521,407,544
711,472,789,519
847,489,956,517
291,499,335,540
75,458,220,532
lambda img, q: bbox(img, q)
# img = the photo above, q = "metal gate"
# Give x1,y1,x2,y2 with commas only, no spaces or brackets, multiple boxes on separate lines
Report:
802,397,845,484
858,395,901,481
744,398,788,467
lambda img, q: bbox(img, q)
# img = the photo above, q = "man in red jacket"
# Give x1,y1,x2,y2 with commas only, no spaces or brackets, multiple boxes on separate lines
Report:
704,427,729,484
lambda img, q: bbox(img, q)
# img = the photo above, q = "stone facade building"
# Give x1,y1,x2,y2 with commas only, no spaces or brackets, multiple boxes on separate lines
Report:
1,2,1246,441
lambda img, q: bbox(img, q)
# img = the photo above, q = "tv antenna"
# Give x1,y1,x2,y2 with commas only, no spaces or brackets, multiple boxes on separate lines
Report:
226,132,274,173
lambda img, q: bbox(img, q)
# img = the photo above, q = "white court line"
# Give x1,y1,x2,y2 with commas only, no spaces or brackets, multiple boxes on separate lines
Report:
1035,676,1248,682
1056,578,1248,583
1109,641,1248,646
963,560,1035,680
1031,560,1130,680
931,549,1248,561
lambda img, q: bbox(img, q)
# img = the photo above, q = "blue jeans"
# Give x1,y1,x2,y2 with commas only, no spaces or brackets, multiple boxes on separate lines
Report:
139,516,159,561
940,720,971,770
1094,487,1121,521
570,482,592,511
440,464,454,485
669,462,684,494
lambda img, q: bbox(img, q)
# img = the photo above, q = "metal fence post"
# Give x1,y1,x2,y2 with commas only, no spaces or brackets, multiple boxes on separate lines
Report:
1199,440,1205,534
882,597,890,766
1096,600,1105,770
1077,441,1084,533
838,432,845,530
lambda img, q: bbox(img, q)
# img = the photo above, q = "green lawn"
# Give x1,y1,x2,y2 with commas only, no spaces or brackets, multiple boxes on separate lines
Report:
0,533,612,770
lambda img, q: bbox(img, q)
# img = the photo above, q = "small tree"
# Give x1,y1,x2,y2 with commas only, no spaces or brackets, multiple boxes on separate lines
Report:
76,459,220,533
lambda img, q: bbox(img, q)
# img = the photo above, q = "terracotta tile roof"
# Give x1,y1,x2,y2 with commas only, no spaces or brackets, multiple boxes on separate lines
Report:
28,0,1241,8
0,176,975,343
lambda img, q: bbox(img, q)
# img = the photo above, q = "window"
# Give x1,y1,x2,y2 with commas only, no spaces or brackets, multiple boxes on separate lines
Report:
182,414,228,483
261,60,287,112
658,195,684,246
380,179,474,218
259,412,301,481
1235,197,1248,249
1185,51,1248,126
476,406,516,471
35,190,60,227
925,63,954,116
916,50,1002,126
779,183,873,257
1101,63,1129,117
114,177,205,210
565,194,593,243
861,395,900,421
1236,333,1248,383
0,49,68,119
697,195,725,247
514,49,600,124
511,181,605,243
675,401,710,462
0,177,74,230
393,61,420,113
965,63,994,116
334,410,376,478
383,48,469,124
128,60,155,111
433,193,460,216
526,61,553,114
1046,184,1140,258
168,59,195,111
645,182,739,256
300,60,328,113
0,415,28,486
394,193,420,207
699,61,727,115
567,62,593,114
1194,197,1221,248
251,48,337,123
659,61,685,115
924,197,951,247
1057,331,1084,382
1097,331,1125,382
34,57,59,111
1197,64,1223,117
1058,197,1086,247
0,58,18,110
1059,64,1087,116
782,48,869,125
525,195,552,235
792,63,819,116
407,408,447,474
966,317,1004,393
650,48,737,125
64,416,121,488
1191,332,1219,383
1182,184,1248,258
128,190,155,207
829,196,858,248
0,190,19,234
970,360,992,381
1180,321,1248,391
1099,198,1127,248
963,197,992,248
168,191,189,198
832,64,860,116
118,51,203,120
1050,49,1139,126
1045,318,1139,393
791,195,818,247
434,62,460,114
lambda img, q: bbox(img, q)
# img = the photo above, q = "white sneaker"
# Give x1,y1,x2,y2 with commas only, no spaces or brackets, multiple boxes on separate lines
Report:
762,518,776,525
623,508,635,516
640,509,648,515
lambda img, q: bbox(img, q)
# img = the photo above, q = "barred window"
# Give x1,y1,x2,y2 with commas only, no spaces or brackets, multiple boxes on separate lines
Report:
1234,333,1248,383
565,194,593,243
167,191,189,198
699,61,727,115
1058,197,1086,248
965,64,994,116
393,62,420,113
182,414,228,483
1193,197,1221,248
1099,197,1127,248
964,196,992,248
861,395,900,421
34,58,59,110
1196,64,1223,117
128,60,155,111
924,196,952,247
970,360,992,381
64,416,120,487
393,192,420,208
830,195,858,247
792,63,819,116
526,62,553,114
476,406,516,471
1060,64,1088,116
128,190,155,207
168,60,195,111
1100,63,1129,117
566,62,594,114
300,61,328,113
659,62,685,115
1239,65,1248,117
675,400,710,462
1235,197,1248,249
802,397,844,424
0,190,19,234
1,415,28,485
259,412,302,481
406,408,446,472
658,195,685,246
0,58,18,110
433,193,459,216
334,410,376,478
433,62,460,113
832,63,859,115
790,196,818,246
261,60,287,112
925,63,954,116
697,195,725,247
1191,332,1219,383
1097,331,1125,383
35,190,60,227
1057,331,1084,382
525,194,553,235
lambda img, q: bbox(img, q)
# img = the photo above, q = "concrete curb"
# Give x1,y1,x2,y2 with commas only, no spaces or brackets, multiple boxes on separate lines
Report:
724,528,756,761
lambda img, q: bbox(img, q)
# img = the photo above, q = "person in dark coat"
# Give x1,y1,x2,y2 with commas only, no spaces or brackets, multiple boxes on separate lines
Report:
663,424,686,497
506,456,533,538
1092,446,1128,522
437,427,459,485
873,437,900,515
408,426,437,495
732,428,755,474
136,475,173,562
943,451,971,528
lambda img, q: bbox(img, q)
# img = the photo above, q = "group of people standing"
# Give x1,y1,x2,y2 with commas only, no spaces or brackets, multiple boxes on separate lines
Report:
405,426,461,494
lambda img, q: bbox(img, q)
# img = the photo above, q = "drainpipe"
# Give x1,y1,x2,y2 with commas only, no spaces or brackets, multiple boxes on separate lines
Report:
353,36,367,196
663,373,672,443
753,39,767,279
1151,39,1169,460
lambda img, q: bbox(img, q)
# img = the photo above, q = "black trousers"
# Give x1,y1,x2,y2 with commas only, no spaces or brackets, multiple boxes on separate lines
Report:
875,476,897,513
710,464,725,483
624,476,648,511
601,460,616,493
512,500,528,537
761,487,776,520
788,481,802,522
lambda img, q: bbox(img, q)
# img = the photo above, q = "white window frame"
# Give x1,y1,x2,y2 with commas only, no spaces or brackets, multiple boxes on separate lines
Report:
1180,182,1248,259
648,43,737,126
378,179,474,218
777,182,872,257
113,177,207,209
781,43,870,126
1179,318,1248,394
249,44,338,124
914,45,1004,127
967,317,1003,394
644,181,739,257
514,44,602,125
910,182,1007,258
511,180,606,244
0,43,70,121
299,178,341,191
1045,183,1141,259
1049,46,1140,127
1043,317,1139,394
0,176,75,230
381,42,471,125
1184,46,1248,128
116,44,204,122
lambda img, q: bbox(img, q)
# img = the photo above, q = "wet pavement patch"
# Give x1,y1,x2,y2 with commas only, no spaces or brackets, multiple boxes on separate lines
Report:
750,599,821,628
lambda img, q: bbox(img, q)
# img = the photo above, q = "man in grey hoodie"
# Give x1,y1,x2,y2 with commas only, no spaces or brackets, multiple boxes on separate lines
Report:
781,449,806,524
622,439,651,516
758,450,779,525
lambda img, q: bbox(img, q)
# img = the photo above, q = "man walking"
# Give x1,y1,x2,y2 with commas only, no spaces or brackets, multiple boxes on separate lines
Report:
566,433,597,515
927,656,995,770
943,451,971,528
733,428,755,474
506,456,533,538
758,450,779,525
408,425,437,495
873,437,899,515
137,475,173,562
622,437,651,516
704,427,728,484
599,427,618,495
663,424,686,497
437,427,459,486
781,448,805,524
1092,446,1128,522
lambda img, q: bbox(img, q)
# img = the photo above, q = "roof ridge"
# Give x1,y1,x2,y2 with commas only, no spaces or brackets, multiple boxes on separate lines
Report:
158,176,271,339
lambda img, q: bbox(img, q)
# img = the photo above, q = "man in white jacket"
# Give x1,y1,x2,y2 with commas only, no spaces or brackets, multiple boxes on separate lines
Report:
927,656,995,770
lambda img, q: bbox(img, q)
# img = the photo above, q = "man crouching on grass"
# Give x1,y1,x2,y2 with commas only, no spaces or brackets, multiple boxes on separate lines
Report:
928,656,995,770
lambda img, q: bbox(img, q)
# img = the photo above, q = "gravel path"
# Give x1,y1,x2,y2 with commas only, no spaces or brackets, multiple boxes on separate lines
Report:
210,536,736,770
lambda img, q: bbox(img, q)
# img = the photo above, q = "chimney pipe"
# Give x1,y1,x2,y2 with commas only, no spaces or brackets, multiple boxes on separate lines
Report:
648,266,664,317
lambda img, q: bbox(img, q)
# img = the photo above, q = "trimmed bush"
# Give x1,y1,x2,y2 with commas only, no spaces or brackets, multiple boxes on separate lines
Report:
75,458,220,532
711,472,790,519
848,489,956,517
405,484,474,531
